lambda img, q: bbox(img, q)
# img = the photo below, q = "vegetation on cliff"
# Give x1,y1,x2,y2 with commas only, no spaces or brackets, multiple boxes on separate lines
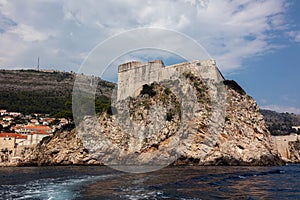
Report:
223,80,246,95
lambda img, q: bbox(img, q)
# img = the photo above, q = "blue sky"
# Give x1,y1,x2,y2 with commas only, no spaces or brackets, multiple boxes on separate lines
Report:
227,0,300,113
0,0,299,113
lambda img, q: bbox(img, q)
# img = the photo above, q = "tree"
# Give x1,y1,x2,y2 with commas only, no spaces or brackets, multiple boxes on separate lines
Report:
64,100,72,109
52,110,73,124
13,115,26,124
48,119,60,127
95,98,111,114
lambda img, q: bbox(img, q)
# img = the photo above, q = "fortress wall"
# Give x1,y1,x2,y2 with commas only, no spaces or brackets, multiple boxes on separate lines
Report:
118,61,143,73
272,134,299,160
117,59,223,100
117,60,164,99
162,60,223,82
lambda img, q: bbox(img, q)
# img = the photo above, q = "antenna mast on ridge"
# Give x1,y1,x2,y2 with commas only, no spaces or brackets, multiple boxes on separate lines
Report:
37,56,40,71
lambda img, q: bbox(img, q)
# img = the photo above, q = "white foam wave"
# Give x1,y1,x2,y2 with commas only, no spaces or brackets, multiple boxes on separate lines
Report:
1,174,114,200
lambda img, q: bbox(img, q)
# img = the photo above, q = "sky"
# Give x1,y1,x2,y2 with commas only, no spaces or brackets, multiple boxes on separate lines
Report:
0,0,300,114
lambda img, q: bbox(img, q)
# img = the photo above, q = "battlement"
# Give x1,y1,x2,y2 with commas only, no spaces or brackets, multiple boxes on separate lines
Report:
117,59,223,100
118,60,165,73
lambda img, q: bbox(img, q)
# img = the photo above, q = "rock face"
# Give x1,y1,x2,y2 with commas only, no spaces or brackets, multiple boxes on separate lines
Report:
22,128,99,166
22,63,285,166
78,81,283,167
288,141,300,163
193,81,284,165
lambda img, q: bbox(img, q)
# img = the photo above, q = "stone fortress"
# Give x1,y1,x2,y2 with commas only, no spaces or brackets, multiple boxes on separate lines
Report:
111,59,227,167
116,59,299,164
117,59,225,100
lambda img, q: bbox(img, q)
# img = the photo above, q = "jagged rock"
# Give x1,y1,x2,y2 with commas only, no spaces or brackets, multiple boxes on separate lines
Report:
21,129,100,166
195,85,285,166
288,140,300,163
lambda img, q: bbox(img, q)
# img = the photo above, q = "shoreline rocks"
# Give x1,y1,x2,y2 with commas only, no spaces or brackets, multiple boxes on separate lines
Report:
21,129,100,166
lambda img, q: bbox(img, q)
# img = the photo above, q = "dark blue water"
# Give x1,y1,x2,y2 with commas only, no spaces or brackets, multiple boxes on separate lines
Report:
1,165,300,199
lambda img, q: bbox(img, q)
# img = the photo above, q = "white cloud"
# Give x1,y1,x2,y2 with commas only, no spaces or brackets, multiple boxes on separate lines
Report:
287,31,300,43
8,24,50,42
261,105,300,114
0,0,292,72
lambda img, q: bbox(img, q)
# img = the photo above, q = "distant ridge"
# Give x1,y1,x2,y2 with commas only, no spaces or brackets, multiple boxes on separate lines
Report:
0,69,114,114
260,109,300,135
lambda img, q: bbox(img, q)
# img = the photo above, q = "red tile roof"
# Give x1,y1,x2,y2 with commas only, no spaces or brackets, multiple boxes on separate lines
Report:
31,130,51,135
24,125,52,131
3,116,12,119
0,133,27,139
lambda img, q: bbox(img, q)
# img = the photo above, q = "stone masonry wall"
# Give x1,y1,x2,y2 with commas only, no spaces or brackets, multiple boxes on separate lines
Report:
117,59,224,100
272,134,299,161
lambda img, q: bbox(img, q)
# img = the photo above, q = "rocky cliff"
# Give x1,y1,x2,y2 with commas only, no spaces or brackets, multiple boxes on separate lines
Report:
22,127,99,166
289,141,300,163
22,75,284,166
195,81,283,165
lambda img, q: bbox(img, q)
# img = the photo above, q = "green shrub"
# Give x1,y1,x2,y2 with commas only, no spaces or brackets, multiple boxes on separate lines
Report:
95,97,111,114
225,116,230,122
164,88,172,95
183,71,193,79
140,83,156,97
223,80,246,95
166,111,173,121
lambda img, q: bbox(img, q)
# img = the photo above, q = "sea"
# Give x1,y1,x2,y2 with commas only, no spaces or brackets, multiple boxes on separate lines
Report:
1,164,300,200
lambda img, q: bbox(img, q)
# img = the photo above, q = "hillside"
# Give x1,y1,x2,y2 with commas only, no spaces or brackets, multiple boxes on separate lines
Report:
260,109,300,136
0,69,114,114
